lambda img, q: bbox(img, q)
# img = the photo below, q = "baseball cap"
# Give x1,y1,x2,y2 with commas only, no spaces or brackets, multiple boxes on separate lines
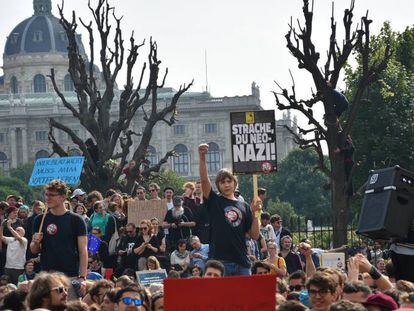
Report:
172,196,182,206
363,293,398,310
71,189,86,199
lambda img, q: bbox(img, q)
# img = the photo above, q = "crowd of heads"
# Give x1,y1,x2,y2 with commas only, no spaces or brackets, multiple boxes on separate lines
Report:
0,177,412,310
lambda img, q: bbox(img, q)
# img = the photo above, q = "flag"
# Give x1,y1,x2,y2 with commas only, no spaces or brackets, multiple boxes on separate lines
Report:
88,234,101,255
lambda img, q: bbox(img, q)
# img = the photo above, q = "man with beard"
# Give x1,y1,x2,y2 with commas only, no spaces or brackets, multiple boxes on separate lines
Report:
163,196,195,250
27,272,70,311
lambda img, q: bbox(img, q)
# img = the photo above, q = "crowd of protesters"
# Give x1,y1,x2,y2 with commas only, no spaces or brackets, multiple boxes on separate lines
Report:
0,144,409,310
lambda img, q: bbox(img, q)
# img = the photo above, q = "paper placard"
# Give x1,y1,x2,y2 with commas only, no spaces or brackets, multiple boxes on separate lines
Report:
127,199,167,225
320,252,346,270
28,156,85,186
136,269,167,287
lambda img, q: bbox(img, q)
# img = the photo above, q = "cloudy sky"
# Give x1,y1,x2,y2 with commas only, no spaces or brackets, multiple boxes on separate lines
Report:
0,0,412,121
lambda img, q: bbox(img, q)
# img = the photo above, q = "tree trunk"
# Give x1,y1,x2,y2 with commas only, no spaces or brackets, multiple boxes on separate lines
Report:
331,153,349,247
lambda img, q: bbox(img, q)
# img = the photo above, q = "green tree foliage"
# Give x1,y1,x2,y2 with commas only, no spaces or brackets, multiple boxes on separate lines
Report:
238,149,330,220
345,23,414,197
266,198,298,223
268,149,330,220
10,162,35,183
0,176,34,202
143,169,187,196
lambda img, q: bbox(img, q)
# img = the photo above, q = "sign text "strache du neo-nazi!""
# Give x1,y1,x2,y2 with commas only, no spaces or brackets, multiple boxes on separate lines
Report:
230,110,277,174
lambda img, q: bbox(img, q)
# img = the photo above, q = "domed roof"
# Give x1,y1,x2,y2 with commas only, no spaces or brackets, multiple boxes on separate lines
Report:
4,0,85,56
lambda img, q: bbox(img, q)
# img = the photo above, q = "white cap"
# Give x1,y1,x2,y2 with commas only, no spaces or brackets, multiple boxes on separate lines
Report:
71,188,86,199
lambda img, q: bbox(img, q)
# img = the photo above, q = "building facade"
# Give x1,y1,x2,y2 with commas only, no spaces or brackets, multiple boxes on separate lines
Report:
0,0,298,179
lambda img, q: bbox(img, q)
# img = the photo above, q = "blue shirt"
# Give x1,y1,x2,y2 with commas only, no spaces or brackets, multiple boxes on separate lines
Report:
190,243,209,271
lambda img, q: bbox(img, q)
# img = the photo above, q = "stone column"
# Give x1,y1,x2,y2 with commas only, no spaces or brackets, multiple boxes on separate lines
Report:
21,127,28,164
10,128,17,168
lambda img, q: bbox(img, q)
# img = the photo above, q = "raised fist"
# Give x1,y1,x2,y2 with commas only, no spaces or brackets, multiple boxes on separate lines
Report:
198,143,209,156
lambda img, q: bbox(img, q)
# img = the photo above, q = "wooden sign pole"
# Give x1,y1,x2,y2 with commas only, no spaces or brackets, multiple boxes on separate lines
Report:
38,205,49,234
252,174,262,224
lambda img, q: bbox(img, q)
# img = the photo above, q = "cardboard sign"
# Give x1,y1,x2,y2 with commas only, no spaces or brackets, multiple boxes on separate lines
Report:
320,252,346,270
231,110,277,174
28,156,85,186
136,269,167,287
127,199,168,225
164,275,275,310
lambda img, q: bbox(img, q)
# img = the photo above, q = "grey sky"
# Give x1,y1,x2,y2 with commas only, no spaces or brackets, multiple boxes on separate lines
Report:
0,0,412,121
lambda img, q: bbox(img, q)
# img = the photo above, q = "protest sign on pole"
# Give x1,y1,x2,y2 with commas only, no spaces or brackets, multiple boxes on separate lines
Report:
165,275,275,310
230,110,277,175
127,199,168,225
28,156,85,186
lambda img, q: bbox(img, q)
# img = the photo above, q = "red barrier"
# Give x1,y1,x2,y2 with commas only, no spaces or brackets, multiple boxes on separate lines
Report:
164,274,276,310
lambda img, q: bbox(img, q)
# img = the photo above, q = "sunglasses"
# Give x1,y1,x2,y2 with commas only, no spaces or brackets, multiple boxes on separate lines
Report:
51,286,68,294
289,285,304,292
121,297,142,306
140,227,148,230
149,189,157,192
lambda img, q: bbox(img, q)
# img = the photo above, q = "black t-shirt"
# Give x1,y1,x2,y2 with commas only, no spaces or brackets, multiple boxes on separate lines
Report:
33,211,87,277
204,190,253,267
164,207,194,244
117,235,139,270
136,235,159,258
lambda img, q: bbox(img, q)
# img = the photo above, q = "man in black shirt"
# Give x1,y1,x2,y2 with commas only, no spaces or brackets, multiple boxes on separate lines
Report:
163,196,195,250
117,223,139,273
198,143,261,276
31,180,88,280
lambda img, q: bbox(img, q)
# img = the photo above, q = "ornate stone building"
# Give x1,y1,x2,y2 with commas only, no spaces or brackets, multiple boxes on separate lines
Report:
0,0,298,179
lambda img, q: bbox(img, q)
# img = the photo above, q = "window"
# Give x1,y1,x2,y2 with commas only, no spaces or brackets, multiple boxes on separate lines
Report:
146,145,157,167
33,31,43,42
0,152,8,174
35,150,49,159
206,142,221,173
10,33,19,44
35,131,47,141
64,74,74,92
205,123,217,134
59,31,68,42
10,77,18,94
33,74,46,93
0,133,5,143
173,144,189,175
173,125,185,135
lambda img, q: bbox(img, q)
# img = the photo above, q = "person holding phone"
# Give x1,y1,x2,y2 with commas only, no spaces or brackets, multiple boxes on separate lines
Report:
134,220,159,271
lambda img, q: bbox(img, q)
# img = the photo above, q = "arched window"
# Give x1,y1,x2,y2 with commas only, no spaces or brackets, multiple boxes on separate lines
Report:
206,142,221,173
10,77,18,94
64,74,74,92
35,150,49,160
33,74,46,93
146,145,157,167
0,152,8,174
173,144,189,175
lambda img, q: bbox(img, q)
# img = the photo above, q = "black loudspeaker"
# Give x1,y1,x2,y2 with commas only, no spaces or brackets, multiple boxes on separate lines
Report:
357,166,414,240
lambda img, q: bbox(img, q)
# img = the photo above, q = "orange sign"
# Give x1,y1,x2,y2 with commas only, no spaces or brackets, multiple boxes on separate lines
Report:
164,275,275,310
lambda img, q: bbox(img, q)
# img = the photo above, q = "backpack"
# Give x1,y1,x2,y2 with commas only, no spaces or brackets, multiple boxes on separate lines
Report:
108,216,120,255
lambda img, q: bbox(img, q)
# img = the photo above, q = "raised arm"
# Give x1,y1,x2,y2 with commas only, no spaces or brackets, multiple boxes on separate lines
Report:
7,223,24,244
198,144,212,199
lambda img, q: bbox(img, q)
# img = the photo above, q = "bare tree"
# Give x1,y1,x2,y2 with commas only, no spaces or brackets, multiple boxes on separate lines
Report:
274,0,391,246
48,0,192,193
